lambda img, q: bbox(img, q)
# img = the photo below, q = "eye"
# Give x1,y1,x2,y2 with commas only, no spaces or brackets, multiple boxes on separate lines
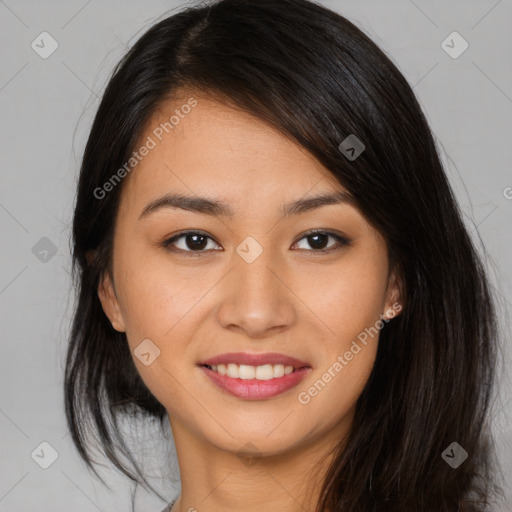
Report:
292,230,350,254
163,231,222,257
162,229,351,257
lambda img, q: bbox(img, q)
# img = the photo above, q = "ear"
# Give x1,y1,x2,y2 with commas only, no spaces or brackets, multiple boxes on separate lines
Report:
97,271,126,332
383,270,403,320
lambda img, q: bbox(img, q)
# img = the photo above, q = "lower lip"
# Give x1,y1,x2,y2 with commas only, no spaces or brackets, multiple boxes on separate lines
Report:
200,366,311,400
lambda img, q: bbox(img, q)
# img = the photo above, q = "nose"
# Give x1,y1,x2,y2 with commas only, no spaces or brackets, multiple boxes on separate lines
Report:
216,246,297,338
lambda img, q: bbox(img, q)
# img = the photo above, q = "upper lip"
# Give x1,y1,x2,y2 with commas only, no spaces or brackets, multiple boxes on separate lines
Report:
200,352,310,369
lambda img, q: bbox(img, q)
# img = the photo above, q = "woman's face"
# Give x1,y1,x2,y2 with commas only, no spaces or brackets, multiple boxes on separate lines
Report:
98,91,400,459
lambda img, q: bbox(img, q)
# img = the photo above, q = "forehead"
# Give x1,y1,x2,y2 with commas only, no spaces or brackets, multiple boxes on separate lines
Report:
118,91,345,215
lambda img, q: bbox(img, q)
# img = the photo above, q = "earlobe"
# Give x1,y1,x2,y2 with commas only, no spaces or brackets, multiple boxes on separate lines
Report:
383,271,403,320
97,272,126,332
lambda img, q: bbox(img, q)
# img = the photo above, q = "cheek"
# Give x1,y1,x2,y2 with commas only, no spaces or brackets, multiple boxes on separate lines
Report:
294,251,387,411
305,254,389,349
297,343,377,436
111,250,200,409
295,276,383,427
112,238,209,342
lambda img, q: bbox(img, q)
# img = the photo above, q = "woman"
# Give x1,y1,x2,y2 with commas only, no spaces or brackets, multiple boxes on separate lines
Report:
64,0,501,510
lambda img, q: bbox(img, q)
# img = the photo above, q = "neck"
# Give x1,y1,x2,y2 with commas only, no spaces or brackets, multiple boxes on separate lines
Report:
168,416,346,512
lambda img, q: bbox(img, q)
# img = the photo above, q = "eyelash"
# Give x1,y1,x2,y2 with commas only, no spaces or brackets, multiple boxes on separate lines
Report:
162,229,351,257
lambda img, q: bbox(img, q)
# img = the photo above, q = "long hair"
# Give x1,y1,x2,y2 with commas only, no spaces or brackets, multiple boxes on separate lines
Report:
65,1,501,510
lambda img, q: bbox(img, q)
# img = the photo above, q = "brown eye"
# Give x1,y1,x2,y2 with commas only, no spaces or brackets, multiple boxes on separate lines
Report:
293,231,350,253
163,231,221,256
162,229,350,257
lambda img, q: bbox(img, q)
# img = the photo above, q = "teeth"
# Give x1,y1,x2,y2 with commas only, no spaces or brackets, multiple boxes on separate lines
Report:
255,364,274,380
239,364,256,379
207,363,296,380
274,364,285,377
227,364,239,378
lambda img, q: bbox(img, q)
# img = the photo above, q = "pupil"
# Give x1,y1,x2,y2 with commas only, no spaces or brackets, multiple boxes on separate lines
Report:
309,234,327,250
187,234,207,250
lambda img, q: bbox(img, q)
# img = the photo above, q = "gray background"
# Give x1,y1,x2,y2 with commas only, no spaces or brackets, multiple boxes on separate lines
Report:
1,0,511,510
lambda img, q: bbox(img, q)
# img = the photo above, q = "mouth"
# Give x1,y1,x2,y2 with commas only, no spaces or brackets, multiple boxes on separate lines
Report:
198,352,311,400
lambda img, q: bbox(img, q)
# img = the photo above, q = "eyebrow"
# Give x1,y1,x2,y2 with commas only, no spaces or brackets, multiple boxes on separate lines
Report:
138,190,355,220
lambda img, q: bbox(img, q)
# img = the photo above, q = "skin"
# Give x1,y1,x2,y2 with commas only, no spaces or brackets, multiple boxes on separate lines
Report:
97,90,401,512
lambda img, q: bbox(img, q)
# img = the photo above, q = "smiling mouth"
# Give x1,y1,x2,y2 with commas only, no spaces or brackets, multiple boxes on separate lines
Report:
201,363,306,380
